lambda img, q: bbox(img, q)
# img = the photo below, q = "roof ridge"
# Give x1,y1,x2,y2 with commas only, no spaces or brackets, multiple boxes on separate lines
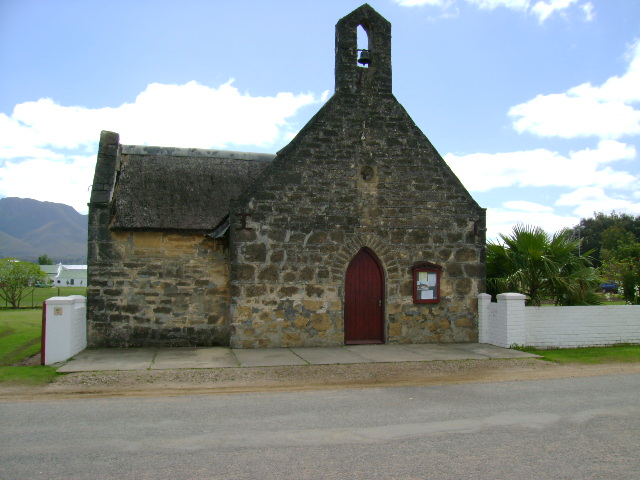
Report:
121,145,275,162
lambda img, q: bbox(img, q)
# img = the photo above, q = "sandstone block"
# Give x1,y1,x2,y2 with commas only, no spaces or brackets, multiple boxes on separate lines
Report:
281,332,302,346
294,316,309,329
258,265,280,282
243,243,267,262
311,313,331,332
303,299,324,311
133,231,163,249
454,317,473,328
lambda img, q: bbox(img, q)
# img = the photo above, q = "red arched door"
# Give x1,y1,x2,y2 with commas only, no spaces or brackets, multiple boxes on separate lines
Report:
344,248,384,344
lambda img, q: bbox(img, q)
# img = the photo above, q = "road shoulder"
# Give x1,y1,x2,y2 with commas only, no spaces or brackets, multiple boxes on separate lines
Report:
1,358,639,401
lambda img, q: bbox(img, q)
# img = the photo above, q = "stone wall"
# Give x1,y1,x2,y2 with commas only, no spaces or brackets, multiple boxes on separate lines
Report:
228,97,485,348
87,229,230,347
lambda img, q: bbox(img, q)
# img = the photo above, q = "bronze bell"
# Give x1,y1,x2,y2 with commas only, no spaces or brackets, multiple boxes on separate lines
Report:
357,49,371,65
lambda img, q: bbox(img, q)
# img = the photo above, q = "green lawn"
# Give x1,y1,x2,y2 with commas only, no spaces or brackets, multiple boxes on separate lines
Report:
0,309,59,384
0,287,87,309
520,345,640,364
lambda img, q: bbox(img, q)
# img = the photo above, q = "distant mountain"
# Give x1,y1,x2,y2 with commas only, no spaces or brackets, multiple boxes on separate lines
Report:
0,197,88,263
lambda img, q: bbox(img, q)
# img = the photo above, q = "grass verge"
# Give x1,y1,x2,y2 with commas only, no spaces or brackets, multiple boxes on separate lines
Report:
518,344,640,364
0,309,59,385
0,366,59,385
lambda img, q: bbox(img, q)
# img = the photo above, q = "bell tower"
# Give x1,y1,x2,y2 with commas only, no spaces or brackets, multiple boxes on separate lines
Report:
335,4,392,95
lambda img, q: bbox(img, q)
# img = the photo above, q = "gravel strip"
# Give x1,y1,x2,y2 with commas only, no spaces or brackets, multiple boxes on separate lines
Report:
52,358,546,389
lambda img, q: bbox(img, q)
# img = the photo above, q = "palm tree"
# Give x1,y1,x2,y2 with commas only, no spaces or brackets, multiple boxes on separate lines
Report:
487,225,601,306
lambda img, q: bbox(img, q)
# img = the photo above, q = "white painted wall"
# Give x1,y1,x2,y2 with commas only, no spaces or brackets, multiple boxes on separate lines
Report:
52,277,86,287
42,296,86,365
525,305,640,348
478,293,640,348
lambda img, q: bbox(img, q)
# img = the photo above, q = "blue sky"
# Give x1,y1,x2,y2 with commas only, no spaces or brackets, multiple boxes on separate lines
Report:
1,0,639,240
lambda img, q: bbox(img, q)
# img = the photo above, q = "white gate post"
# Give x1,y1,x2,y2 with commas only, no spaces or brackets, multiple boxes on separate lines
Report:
497,293,526,347
42,296,87,365
477,293,492,344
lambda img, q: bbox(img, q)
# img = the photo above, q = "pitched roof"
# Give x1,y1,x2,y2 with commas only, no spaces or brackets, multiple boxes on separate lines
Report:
39,265,60,274
56,268,87,280
110,146,273,231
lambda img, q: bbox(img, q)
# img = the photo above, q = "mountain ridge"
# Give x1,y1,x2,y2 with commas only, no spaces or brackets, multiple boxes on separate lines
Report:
0,197,88,263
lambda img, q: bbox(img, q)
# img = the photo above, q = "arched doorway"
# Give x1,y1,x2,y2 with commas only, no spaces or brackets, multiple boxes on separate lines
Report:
344,248,384,344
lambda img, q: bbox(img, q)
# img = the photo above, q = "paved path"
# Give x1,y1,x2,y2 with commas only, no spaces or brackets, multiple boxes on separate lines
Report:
58,343,537,372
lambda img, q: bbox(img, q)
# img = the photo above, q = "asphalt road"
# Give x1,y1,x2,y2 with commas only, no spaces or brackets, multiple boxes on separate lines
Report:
1,373,639,480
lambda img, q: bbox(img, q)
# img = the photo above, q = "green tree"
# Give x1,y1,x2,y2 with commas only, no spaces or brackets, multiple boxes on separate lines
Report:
599,228,640,304
0,258,47,308
37,254,54,265
487,225,601,306
573,212,640,267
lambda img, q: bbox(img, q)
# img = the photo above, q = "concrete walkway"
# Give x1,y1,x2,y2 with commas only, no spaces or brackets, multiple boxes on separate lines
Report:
58,343,537,373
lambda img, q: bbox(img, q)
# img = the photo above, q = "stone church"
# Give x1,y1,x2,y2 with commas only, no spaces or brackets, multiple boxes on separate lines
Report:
87,4,486,349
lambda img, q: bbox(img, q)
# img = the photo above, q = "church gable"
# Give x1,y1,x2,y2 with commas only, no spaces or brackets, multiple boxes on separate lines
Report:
228,4,485,348
237,4,479,225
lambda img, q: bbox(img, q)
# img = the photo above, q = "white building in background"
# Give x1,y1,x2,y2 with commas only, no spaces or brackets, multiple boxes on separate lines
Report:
42,264,87,287
39,265,60,281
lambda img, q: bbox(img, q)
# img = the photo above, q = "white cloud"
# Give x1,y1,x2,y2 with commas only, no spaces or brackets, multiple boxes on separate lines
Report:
393,0,450,5
571,40,640,103
393,0,592,22
510,94,638,139
0,155,96,214
555,187,640,218
487,206,579,240
581,1,594,21
531,0,579,23
466,0,529,11
119,81,324,148
0,80,325,154
395,0,529,9
510,40,640,139
486,189,640,240
502,200,553,212
0,80,327,214
0,113,67,160
445,140,637,193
